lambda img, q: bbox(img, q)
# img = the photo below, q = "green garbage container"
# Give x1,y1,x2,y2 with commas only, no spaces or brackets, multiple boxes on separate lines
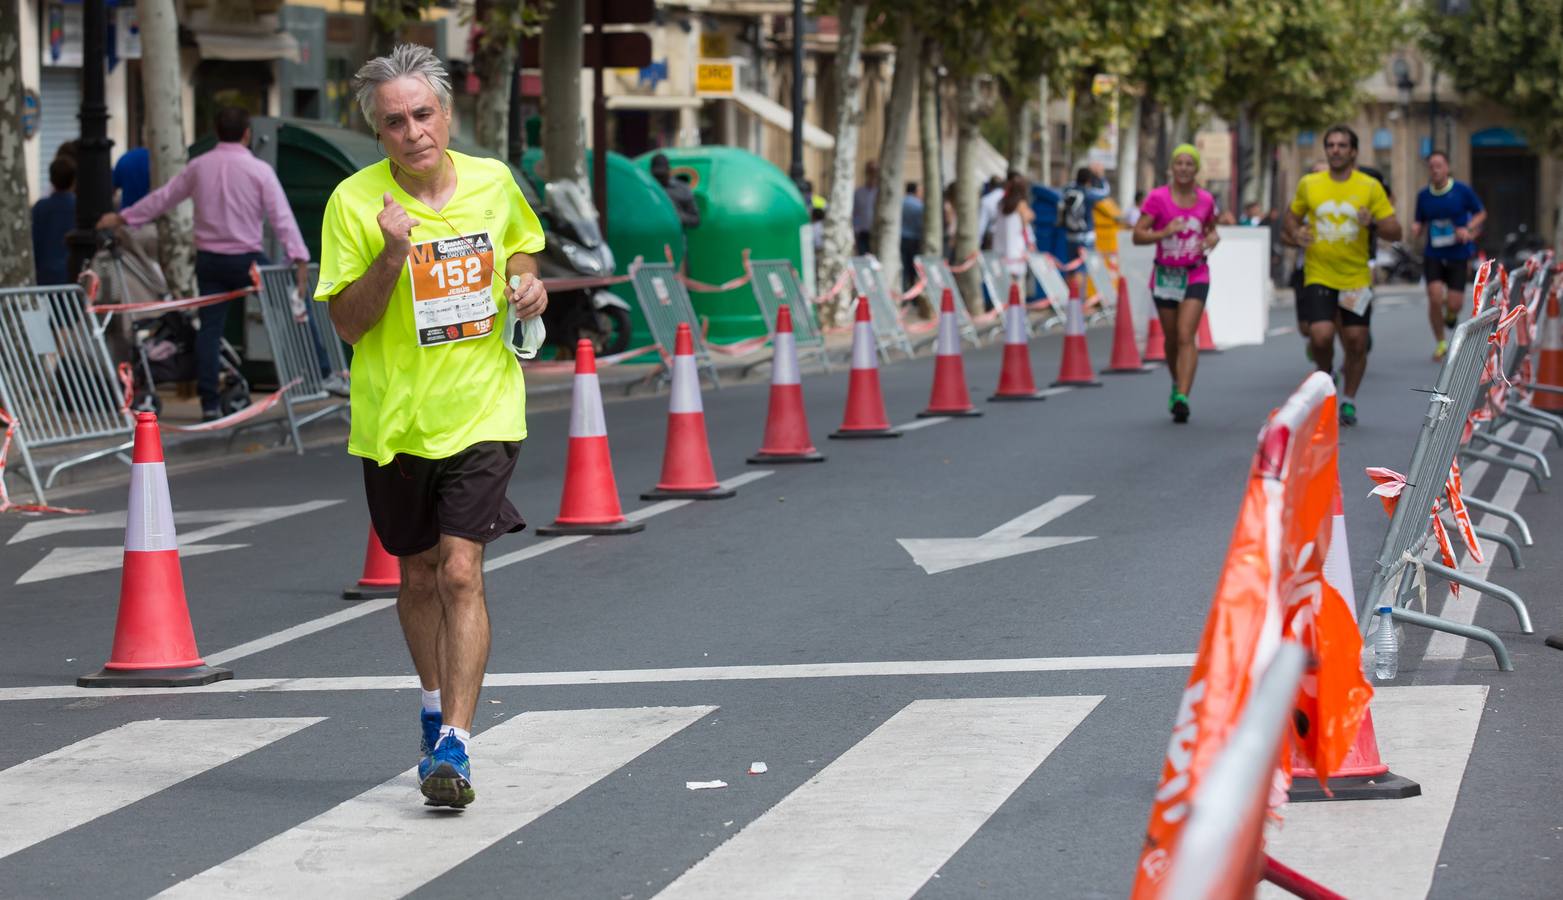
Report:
635,147,808,343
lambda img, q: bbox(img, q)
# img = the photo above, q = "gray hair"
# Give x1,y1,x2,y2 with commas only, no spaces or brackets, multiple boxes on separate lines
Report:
353,44,452,132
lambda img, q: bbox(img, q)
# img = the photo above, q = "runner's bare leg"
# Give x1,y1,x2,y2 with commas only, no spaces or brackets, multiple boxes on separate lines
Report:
397,548,443,693
1158,306,1180,381
1307,320,1336,376
1175,300,1203,396
434,534,490,732
1427,279,1448,343
1340,324,1370,397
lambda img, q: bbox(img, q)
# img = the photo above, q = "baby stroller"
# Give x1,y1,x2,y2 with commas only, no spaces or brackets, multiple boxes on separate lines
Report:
91,227,252,418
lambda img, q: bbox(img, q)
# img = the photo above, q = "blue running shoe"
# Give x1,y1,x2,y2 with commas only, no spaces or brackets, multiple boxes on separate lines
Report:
420,733,475,808
420,710,442,757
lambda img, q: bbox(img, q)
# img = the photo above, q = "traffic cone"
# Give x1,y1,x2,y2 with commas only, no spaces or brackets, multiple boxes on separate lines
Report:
644,323,735,500
1144,313,1168,362
748,303,825,464
1105,276,1149,374
1196,309,1218,352
1051,293,1102,387
342,526,400,601
1290,493,1419,801
1534,289,1563,412
79,412,231,687
830,297,902,439
537,339,645,535
990,282,1047,401
919,289,982,418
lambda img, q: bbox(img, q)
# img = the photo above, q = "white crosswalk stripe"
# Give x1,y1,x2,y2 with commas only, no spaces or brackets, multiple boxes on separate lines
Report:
155,705,716,898
653,696,1102,900
0,717,323,862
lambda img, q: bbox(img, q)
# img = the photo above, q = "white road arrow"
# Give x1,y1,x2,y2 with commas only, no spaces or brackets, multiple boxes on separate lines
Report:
897,495,1095,575
11,500,342,585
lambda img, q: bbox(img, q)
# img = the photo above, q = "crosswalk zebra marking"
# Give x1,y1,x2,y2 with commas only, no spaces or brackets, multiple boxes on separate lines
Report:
1259,685,1488,900
653,695,1102,900
155,705,716,897
0,717,323,862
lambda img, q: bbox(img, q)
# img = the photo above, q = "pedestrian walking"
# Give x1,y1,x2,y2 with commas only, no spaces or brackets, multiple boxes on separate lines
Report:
991,174,1035,282
97,106,323,420
1411,150,1485,360
900,182,925,291
1283,125,1401,427
852,161,878,255
314,45,548,809
1133,144,1219,424
32,157,76,286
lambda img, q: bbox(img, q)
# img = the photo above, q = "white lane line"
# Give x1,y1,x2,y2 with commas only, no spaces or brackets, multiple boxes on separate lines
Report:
1424,427,1550,660
653,696,1101,900
156,706,715,898
1034,386,1075,398
1267,325,1298,338
202,470,776,665
0,654,1196,703
894,417,950,432
1259,685,1487,900
0,717,322,861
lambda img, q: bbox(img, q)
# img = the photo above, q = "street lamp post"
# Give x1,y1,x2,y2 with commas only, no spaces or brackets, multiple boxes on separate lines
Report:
789,0,806,197
67,0,113,282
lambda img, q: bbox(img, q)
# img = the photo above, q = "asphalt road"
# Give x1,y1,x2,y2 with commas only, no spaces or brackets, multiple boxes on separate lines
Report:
2,285,1560,899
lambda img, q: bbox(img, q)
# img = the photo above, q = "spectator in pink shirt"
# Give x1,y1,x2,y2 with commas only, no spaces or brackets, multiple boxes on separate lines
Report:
98,107,317,420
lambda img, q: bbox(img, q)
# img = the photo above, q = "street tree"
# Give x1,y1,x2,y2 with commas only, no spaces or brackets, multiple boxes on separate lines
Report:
817,0,869,324
137,0,195,297
917,38,943,265
467,0,550,155
1421,0,1563,247
868,13,924,297
540,0,586,185
0,0,33,288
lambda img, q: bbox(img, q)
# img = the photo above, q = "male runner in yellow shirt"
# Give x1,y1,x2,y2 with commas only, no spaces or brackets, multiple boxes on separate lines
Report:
316,44,547,808
1284,125,1400,426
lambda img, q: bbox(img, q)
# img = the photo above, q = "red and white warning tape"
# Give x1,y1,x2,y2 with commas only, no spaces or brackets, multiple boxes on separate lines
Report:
0,403,90,516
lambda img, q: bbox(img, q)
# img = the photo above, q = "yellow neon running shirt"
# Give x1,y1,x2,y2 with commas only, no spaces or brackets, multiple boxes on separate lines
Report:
315,151,546,464
1289,170,1395,291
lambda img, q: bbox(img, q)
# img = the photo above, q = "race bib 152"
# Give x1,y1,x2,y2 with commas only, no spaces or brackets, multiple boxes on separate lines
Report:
407,231,497,347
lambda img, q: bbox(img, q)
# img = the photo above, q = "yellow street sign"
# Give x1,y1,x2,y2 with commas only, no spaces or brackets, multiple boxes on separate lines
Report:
696,61,736,97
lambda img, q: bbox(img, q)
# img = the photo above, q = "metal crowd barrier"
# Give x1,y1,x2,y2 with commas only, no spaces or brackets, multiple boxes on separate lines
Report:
1082,250,1118,324
1162,642,1308,900
627,260,720,389
914,254,988,346
1361,298,1530,670
1025,253,1071,332
0,284,134,504
1461,262,1556,491
980,251,1016,312
747,259,831,373
847,255,918,361
253,264,350,453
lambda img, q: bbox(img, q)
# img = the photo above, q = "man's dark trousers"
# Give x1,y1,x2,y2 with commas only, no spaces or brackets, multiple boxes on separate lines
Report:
194,250,265,414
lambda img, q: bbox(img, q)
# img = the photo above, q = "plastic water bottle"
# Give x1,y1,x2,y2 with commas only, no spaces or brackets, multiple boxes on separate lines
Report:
1372,606,1399,681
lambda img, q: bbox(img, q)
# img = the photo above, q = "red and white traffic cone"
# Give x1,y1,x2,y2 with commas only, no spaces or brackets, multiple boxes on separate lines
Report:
1196,308,1218,353
830,297,902,439
1534,288,1563,412
79,412,231,687
1105,276,1149,374
990,282,1047,401
1052,293,1102,387
919,289,982,418
1290,492,1419,801
342,526,400,601
1144,312,1168,362
749,303,825,464
537,339,645,535
644,322,735,500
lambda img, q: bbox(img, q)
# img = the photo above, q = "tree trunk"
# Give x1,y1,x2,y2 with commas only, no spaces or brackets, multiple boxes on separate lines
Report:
870,19,920,300
138,0,195,297
540,0,585,186
0,0,34,287
919,42,943,262
953,72,985,314
1117,95,1140,209
817,0,868,325
1038,75,1051,186
472,0,516,154
1006,93,1031,177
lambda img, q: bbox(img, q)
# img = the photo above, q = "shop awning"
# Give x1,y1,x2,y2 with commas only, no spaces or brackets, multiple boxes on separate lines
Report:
732,89,835,151
193,30,301,64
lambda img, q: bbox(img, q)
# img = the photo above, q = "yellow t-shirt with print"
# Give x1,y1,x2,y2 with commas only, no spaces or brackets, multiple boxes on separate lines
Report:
314,150,546,464
1290,170,1394,291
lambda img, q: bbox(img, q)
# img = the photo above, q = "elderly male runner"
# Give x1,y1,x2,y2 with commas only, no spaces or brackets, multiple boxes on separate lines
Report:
316,44,547,808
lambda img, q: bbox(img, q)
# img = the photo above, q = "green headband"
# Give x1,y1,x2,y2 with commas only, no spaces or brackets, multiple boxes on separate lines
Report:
1172,143,1201,169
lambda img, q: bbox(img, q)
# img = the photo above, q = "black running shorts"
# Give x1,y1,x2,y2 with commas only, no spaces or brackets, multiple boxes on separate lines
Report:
1297,283,1372,327
1424,256,1469,293
362,441,526,557
1153,281,1211,311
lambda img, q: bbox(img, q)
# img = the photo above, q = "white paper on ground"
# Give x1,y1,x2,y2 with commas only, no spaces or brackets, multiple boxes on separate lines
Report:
687,780,729,791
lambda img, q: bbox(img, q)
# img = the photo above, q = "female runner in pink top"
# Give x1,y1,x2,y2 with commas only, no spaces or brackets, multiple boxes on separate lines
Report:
1132,144,1220,423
